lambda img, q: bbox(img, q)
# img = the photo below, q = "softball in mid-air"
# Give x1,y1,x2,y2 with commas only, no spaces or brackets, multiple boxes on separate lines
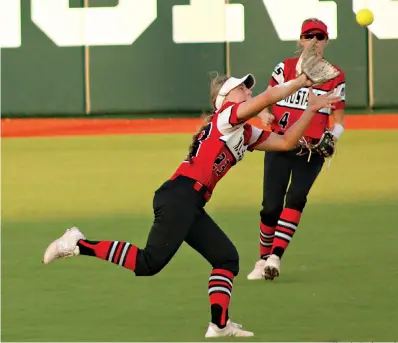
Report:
356,8,374,27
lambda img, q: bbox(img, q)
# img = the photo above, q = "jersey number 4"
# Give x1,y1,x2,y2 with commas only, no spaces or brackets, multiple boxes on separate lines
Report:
278,112,290,129
190,123,212,157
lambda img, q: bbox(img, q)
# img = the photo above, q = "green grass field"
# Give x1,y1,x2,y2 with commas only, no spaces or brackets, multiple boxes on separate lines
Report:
2,131,398,342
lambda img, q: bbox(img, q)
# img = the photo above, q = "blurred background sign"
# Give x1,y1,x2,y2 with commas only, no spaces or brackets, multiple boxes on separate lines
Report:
1,0,397,116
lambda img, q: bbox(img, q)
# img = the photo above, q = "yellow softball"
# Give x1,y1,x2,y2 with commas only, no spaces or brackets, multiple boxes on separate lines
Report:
356,8,374,27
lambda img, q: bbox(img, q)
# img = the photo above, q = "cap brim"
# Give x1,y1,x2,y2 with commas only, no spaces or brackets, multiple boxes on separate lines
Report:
242,74,256,90
301,22,329,36
302,28,328,36
215,74,256,110
219,74,256,96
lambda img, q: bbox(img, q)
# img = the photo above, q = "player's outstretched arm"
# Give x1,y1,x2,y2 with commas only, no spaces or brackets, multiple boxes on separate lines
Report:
235,74,312,122
254,88,341,152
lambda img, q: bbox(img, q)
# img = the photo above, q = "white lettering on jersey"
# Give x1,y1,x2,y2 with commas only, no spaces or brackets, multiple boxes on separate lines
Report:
276,87,332,115
230,133,245,161
216,105,248,162
221,127,248,162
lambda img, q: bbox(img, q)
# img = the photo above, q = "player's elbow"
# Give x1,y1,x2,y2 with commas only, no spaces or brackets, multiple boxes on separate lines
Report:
281,137,296,151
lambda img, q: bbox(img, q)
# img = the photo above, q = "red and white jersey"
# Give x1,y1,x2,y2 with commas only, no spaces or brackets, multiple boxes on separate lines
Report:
269,56,345,139
171,102,271,193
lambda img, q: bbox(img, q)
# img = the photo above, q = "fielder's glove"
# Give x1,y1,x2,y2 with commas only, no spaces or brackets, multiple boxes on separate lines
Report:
296,129,336,160
310,129,336,158
296,39,340,84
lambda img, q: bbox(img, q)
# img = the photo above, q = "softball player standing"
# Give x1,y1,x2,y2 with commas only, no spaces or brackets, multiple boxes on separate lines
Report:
247,18,346,281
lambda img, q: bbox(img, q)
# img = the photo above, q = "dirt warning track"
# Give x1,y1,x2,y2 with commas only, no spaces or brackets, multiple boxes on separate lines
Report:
2,115,398,138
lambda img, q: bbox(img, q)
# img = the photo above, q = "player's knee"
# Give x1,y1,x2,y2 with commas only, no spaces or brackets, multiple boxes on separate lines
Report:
285,192,307,212
260,203,283,227
147,264,164,276
135,263,164,276
134,251,166,277
213,246,240,276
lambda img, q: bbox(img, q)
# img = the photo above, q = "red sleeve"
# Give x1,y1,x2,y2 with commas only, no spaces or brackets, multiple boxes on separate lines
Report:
333,70,346,110
216,102,242,127
247,126,272,151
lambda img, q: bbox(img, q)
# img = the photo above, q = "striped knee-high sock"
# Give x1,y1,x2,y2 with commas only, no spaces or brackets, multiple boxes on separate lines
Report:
271,208,302,258
77,240,139,271
208,269,234,328
259,222,275,260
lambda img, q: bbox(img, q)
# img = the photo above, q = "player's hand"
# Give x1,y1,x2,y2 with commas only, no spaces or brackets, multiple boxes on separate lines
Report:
303,74,315,87
297,73,314,87
308,88,341,112
258,109,275,126
304,76,315,87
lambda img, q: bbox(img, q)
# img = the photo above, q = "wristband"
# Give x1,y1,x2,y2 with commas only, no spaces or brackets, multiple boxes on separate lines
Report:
332,123,344,139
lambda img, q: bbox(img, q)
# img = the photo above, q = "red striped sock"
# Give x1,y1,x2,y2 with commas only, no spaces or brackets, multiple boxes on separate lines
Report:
272,208,302,258
208,268,234,328
77,240,139,271
259,222,275,259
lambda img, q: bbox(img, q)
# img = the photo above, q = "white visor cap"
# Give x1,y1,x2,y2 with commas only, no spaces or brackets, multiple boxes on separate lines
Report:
215,74,256,110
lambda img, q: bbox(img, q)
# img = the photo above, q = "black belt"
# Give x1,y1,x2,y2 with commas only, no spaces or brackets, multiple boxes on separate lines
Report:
169,175,212,202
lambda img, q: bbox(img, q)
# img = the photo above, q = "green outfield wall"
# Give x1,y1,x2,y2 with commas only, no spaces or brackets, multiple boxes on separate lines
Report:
1,0,397,116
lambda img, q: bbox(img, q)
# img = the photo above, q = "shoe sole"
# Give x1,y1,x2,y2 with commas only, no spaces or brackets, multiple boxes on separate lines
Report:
263,266,279,280
205,332,254,338
247,274,264,280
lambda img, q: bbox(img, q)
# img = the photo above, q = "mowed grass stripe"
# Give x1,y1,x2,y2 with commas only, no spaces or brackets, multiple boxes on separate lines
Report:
2,131,398,341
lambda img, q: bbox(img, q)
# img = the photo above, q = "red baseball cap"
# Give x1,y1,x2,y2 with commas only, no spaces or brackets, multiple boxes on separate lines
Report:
301,19,328,37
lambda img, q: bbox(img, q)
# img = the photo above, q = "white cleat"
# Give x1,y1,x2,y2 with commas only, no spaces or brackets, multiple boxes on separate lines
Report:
228,319,242,329
205,321,254,338
43,227,86,264
247,259,267,280
263,254,281,280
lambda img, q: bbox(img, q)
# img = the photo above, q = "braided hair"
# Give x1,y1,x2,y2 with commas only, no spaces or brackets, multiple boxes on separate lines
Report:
186,73,229,164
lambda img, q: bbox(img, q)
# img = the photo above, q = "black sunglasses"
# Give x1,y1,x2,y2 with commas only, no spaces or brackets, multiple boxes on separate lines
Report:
301,33,327,41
